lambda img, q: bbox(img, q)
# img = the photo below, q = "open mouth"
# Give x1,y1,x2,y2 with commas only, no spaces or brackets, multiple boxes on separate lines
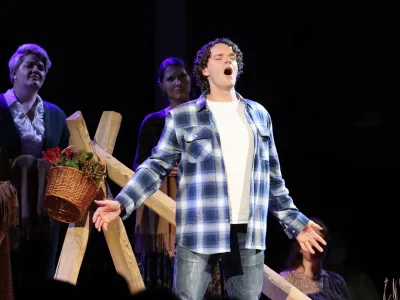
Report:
224,67,233,76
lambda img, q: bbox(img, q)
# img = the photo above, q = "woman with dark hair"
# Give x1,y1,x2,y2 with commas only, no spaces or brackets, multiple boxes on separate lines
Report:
133,57,191,289
280,217,352,299
133,57,192,174
132,57,225,297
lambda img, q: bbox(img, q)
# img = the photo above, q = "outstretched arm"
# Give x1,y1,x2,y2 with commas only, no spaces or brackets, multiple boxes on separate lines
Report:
266,114,326,252
93,112,180,231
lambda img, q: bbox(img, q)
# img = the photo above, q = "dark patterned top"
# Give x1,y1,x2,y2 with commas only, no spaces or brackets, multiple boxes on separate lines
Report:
280,269,353,300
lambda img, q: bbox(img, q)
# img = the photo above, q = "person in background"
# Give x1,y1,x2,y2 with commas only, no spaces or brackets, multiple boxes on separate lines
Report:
280,217,352,300
0,43,70,299
132,57,191,289
132,57,225,298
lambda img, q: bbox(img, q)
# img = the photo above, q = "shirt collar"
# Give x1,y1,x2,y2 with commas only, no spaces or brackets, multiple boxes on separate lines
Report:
4,88,43,109
195,91,254,112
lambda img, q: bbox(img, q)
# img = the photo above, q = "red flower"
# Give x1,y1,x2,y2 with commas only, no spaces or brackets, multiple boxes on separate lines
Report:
62,146,74,159
43,146,61,164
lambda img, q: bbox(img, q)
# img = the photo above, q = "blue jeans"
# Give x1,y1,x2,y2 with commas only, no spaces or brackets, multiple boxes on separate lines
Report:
172,224,264,300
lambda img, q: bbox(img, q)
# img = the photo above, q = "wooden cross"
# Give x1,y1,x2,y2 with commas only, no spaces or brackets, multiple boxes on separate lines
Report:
53,110,308,300
53,111,176,294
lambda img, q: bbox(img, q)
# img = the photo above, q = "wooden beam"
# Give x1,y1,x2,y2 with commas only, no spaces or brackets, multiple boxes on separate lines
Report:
55,111,99,285
262,265,311,300
93,143,176,226
94,111,122,154
93,111,144,293
65,111,95,154
54,213,91,284
104,218,145,292
55,111,145,294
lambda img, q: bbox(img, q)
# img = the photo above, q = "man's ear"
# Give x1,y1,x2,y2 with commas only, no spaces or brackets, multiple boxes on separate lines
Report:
202,67,209,77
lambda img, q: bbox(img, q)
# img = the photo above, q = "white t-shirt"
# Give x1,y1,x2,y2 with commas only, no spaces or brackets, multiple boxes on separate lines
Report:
207,98,254,224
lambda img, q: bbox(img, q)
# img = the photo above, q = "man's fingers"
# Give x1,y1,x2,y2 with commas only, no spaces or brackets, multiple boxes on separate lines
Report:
315,233,327,245
93,210,99,223
310,221,323,231
305,241,316,254
299,241,308,253
94,200,106,206
95,214,102,230
311,239,324,252
98,219,104,232
103,222,108,232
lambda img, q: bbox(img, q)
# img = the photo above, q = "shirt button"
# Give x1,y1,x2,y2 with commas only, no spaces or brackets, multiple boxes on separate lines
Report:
292,230,295,233
224,196,228,200
226,219,229,222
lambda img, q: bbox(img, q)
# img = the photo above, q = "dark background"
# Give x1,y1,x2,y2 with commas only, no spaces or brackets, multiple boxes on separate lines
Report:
1,0,399,295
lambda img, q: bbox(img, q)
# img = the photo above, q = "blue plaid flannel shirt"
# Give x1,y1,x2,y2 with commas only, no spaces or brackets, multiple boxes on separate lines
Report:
116,92,310,254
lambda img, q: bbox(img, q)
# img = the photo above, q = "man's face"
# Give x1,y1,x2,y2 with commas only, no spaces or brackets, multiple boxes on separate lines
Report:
202,43,238,93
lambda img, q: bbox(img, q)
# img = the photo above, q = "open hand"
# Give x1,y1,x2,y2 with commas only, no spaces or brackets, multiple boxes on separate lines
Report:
295,220,327,254
92,199,121,232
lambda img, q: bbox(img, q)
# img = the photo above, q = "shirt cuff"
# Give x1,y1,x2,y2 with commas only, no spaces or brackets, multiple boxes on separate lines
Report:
114,192,136,220
283,214,310,239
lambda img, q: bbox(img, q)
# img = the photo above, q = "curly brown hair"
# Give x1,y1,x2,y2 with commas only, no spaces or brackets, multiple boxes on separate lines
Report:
193,37,244,95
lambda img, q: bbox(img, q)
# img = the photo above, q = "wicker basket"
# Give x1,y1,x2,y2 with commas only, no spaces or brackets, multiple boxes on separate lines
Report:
44,166,101,223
